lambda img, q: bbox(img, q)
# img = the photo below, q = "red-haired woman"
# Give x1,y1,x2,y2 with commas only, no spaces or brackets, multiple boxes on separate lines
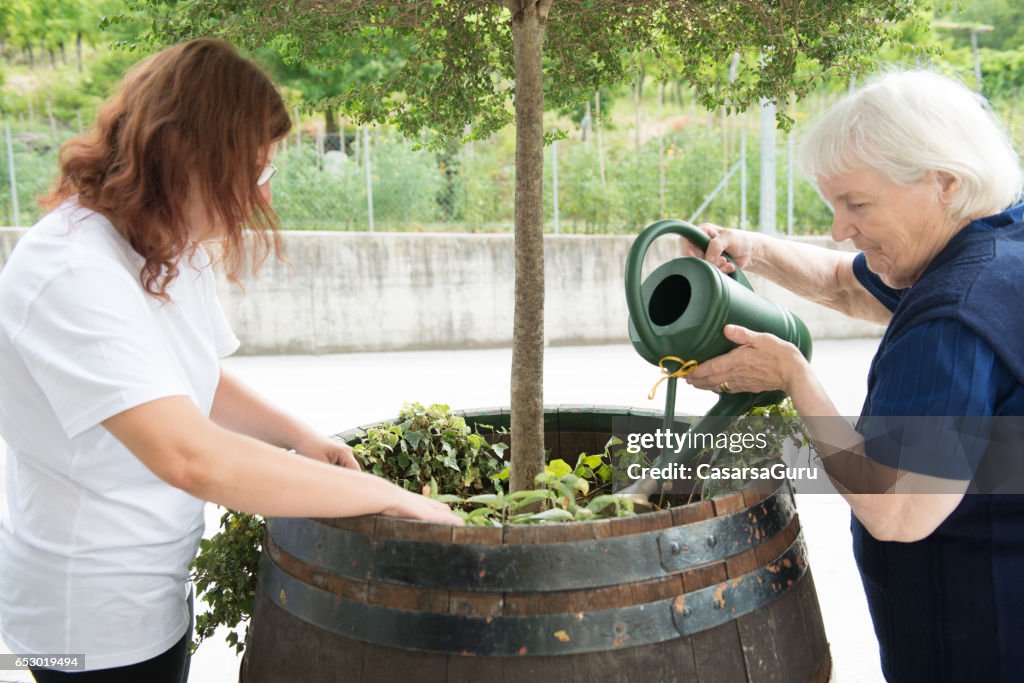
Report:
0,39,461,682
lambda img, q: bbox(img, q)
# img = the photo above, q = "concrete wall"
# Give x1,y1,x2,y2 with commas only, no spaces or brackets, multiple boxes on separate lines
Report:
0,228,883,354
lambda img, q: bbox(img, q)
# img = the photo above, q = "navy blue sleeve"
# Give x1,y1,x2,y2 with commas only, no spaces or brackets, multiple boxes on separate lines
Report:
859,318,1021,479
852,252,903,312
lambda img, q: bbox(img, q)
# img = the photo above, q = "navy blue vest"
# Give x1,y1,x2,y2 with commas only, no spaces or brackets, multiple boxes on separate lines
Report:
863,204,1024,408
854,204,1024,683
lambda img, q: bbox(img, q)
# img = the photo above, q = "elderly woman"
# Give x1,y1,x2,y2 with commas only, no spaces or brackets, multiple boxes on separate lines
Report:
0,39,460,682
683,71,1024,682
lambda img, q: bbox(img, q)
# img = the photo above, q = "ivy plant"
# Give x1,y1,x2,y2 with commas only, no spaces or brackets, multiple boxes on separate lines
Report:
698,399,814,499
352,402,508,497
190,510,263,655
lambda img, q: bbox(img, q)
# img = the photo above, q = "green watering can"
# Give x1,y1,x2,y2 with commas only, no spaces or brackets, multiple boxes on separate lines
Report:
623,219,813,489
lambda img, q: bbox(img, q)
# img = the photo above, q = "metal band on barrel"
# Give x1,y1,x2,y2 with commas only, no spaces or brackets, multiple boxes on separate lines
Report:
267,488,795,592
259,532,809,656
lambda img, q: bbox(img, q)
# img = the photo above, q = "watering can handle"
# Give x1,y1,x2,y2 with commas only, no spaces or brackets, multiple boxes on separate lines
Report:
626,219,753,359
631,218,753,289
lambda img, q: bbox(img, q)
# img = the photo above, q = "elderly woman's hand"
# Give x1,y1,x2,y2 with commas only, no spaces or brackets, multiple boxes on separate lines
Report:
680,223,756,274
685,324,808,395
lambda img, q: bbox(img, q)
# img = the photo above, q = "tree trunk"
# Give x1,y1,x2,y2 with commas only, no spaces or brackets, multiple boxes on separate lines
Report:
323,107,340,152
634,81,641,149
634,63,645,150
582,99,590,142
658,83,666,216
508,0,551,494
76,32,83,74
758,99,777,234
595,90,606,186
47,100,58,146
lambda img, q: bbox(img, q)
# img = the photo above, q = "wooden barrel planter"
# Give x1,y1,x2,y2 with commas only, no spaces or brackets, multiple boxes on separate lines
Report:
242,406,831,683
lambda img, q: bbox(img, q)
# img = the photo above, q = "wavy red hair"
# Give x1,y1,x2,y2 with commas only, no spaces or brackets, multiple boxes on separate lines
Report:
41,39,292,299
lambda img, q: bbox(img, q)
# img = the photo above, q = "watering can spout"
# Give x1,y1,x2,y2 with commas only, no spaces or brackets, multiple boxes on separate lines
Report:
622,219,812,489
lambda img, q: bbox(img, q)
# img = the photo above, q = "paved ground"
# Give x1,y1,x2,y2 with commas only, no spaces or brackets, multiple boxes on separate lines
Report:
1,339,883,682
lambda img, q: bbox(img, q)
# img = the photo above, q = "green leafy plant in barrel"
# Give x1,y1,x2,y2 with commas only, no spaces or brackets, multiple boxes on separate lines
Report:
190,511,263,654
697,399,813,499
432,433,637,526
353,402,508,497
191,400,810,654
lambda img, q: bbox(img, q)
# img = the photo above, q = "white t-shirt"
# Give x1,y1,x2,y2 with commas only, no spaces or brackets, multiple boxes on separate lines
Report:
0,199,239,670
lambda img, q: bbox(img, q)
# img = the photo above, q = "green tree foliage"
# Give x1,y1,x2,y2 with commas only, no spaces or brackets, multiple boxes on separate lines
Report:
0,0,123,71
257,43,406,148
903,2,1024,106
126,1,924,139
936,0,1024,52
980,47,1024,101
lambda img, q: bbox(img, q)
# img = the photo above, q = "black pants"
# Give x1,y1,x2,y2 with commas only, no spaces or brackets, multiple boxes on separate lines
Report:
31,590,193,683
31,629,191,683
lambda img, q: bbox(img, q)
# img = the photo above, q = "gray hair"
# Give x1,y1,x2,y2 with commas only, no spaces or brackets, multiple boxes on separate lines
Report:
798,70,1023,225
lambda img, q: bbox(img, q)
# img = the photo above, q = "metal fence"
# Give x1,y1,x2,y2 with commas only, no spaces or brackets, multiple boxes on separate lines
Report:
1,115,837,234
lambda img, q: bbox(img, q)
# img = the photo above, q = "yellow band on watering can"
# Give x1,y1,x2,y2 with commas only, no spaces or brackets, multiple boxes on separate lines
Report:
648,356,698,400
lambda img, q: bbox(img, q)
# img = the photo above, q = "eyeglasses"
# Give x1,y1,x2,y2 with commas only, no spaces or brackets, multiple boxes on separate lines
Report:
257,163,277,187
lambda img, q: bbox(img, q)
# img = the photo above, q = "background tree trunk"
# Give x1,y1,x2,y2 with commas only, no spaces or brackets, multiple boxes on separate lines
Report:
323,107,341,152
508,0,551,493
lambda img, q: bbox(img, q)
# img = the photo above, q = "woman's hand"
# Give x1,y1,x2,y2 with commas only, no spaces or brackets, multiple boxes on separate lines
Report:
383,489,465,526
292,433,362,471
685,324,808,395
681,223,756,274
291,434,462,525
